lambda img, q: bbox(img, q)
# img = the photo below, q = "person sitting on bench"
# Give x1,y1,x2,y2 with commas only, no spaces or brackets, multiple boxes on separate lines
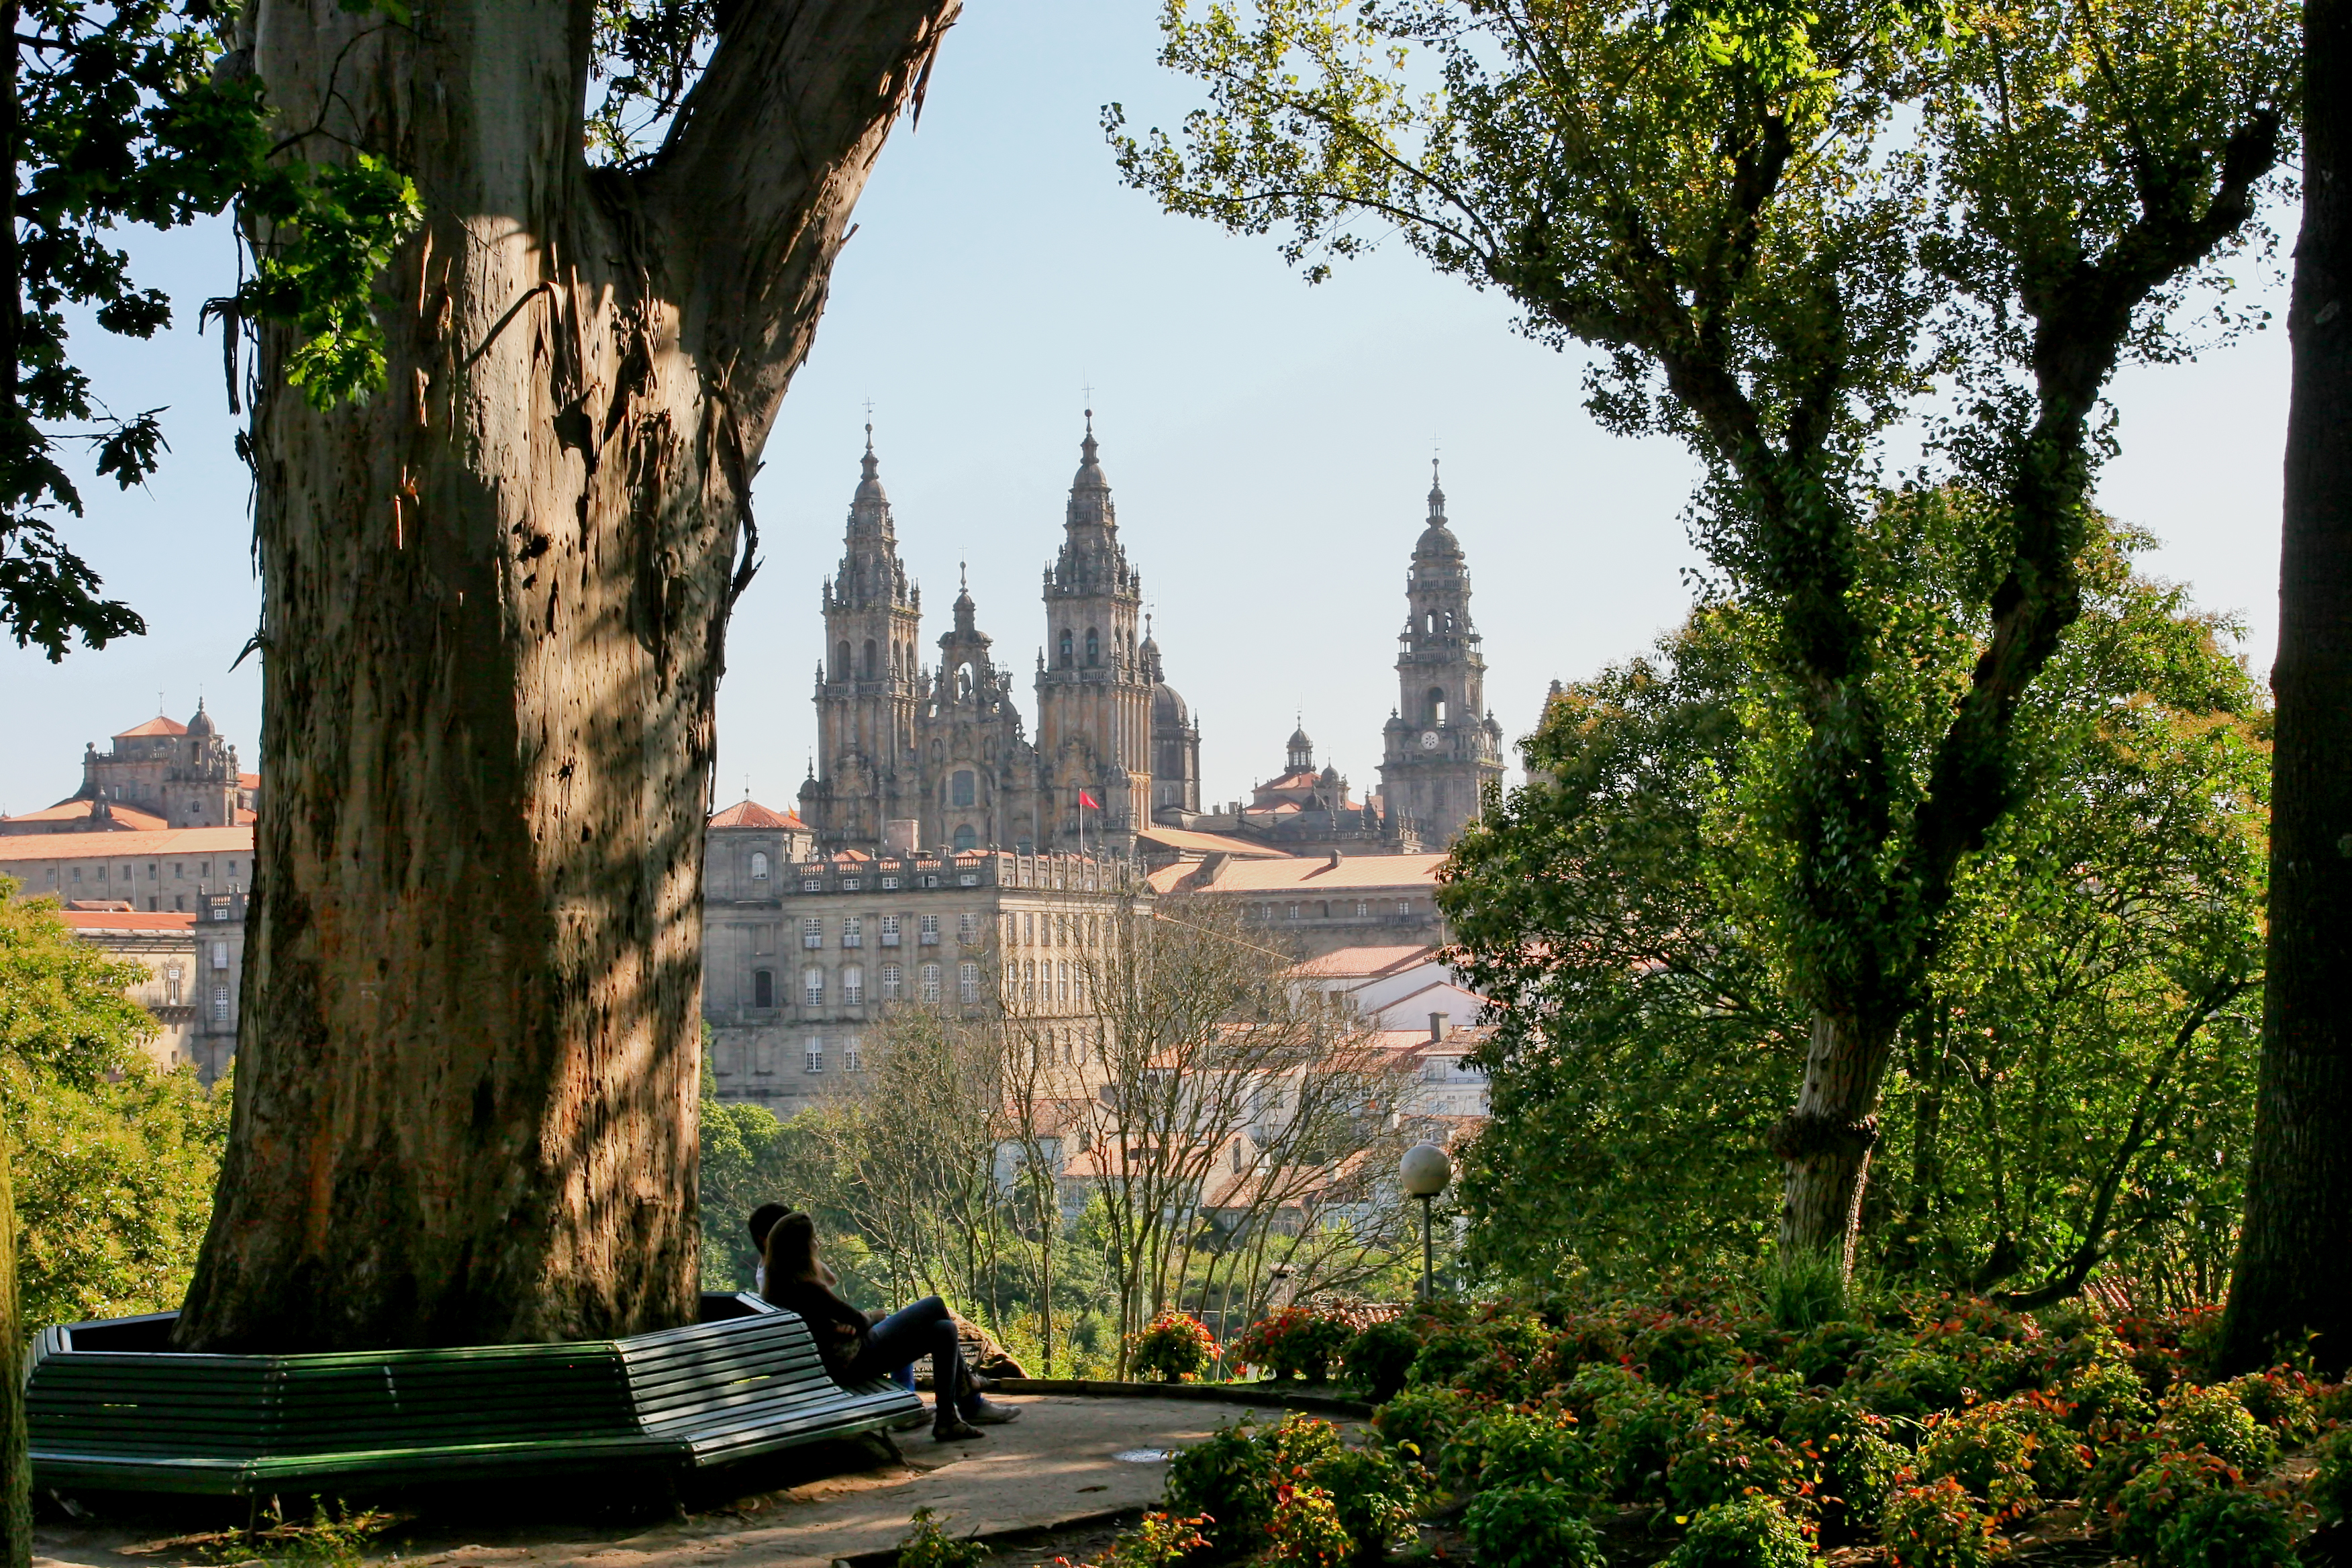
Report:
760,1212,1018,1442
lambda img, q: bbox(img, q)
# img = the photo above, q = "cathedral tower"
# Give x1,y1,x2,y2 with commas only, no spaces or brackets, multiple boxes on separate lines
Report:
917,569,1043,853
1035,415,1153,852
1379,461,1505,842
800,430,925,849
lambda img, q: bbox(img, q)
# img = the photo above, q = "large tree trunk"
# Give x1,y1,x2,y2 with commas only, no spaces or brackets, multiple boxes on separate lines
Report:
175,0,957,1352
2221,0,2352,1377
1773,1012,1894,1267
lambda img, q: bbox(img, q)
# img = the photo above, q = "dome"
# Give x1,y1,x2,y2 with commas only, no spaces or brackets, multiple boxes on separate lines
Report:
1320,763,1340,783
1416,457,1462,558
1153,681,1191,728
187,699,216,737
1287,724,1313,753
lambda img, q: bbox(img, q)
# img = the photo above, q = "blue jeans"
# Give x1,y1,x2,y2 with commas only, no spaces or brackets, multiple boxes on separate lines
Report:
844,1296,968,1415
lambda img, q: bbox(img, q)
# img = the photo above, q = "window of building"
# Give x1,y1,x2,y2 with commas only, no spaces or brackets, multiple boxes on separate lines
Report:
844,1036,863,1073
803,917,824,948
921,963,942,1003
842,917,862,948
880,964,901,1001
881,914,901,946
212,984,230,1023
750,851,771,881
230,860,240,879
841,876,862,891
70,867,81,883
1059,962,1070,1003
1355,901,1369,917
805,1038,824,1073
863,638,878,677
958,912,978,944
1059,629,1073,667
1085,627,1100,665
959,962,980,1003
952,770,976,807
1023,912,1035,944
1287,903,1300,920
752,969,774,1008
211,940,230,970
1397,899,1411,916
952,824,977,852
165,964,183,1006
1428,687,1448,726
841,964,865,1003
803,967,825,1006
211,903,231,920
882,875,899,889
836,639,851,675
1023,959,1036,1004
920,914,940,945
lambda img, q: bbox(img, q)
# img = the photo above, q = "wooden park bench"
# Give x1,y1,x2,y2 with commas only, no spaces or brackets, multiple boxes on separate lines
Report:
26,1291,924,1497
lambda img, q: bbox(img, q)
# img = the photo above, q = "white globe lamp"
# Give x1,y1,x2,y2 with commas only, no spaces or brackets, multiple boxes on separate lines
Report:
1400,1142,1454,1300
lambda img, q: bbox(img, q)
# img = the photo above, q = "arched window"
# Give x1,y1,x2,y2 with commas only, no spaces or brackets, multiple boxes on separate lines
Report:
842,964,865,1003
880,963,902,1001
920,963,942,1003
752,969,774,1009
1085,627,1101,666
1428,687,1449,726
952,769,977,807
1059,629,1074,667
953,823,977,852
749,850,771,881
959,961,981,1003
863,638,878,677
1444,609,1457,632
957,662,975,696
1425,609,1438,634
803,967,825,1006
836,640,851,677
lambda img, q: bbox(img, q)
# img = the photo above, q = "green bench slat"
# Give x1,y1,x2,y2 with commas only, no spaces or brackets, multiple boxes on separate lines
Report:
28,1295,922,1496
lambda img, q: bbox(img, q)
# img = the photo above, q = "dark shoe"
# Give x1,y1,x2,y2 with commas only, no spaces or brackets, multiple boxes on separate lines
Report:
889,1410,931,1432
933,1415,986,1442
960,1396,1020,1425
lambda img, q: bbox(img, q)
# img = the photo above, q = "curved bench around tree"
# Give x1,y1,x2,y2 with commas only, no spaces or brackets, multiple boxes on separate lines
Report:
27,1292,922,1497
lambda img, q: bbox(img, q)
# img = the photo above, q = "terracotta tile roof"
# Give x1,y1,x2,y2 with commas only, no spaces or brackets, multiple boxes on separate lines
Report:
238,773,260,790
1148,852,1449,895
1,799,169,832
830,848,873,863
60,910,199,932
0,826,253,862
233,807,257,824
113,716,187,738
1291,944,1438,979
1134,826,1292,860
708,798,810,831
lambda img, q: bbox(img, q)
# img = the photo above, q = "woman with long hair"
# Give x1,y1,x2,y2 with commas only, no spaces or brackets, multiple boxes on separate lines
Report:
761,1212,1018,1441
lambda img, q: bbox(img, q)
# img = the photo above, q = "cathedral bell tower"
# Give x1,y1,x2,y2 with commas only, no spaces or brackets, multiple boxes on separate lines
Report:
800,429,924,850
1379,460,1505,843
1035,414,1152,853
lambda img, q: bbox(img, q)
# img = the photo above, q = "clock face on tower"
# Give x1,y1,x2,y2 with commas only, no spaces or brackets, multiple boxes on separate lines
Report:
1419,730,1440,750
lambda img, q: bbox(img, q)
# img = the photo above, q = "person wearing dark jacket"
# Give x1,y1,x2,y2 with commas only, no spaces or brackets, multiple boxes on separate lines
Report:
760,1212,1018,1441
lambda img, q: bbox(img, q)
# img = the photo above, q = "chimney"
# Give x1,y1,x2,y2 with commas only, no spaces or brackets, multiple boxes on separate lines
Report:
1429,1013,1449,1042
1326,850,1342,871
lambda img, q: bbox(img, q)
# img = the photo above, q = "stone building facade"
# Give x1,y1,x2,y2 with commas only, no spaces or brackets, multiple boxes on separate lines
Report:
700,843,1138,1118
3,703,256,836
56,897,246,1082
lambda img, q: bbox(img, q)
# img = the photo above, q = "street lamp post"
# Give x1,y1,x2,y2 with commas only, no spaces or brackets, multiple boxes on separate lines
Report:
1399,1142,1454,1302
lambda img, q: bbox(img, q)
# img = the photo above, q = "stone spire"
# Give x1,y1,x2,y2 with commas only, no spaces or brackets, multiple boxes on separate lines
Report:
1416,456,1461,558
1066,408,1116,531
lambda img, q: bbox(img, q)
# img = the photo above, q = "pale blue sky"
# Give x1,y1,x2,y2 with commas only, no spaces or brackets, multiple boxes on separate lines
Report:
0,0,2292,819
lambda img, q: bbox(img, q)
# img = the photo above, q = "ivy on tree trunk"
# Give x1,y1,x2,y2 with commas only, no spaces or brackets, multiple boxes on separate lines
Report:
173,0,958,1353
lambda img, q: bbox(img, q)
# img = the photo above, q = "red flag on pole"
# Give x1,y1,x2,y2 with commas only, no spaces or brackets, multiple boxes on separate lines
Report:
1078,789,1101,810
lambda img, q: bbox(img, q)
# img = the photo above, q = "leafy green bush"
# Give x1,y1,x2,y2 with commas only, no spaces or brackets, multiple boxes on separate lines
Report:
1916,1397,2081,1517
1302,1447,1422,1563
1236,1308,1356,1383
1781,1393,1906,1530
1635,1313,1745,1389
1664,1412,1808,1518
1790,1322,1875,1387
2224,1369,2322,1444
1461,1483,1604,1568
1166,1413,1345,1554
1264,1483,1353,1568
1566,1361,1706,1500
1851,1346,1975,1419
2310,1428,2352,1528
1059,1513,1211,1568
895,1507,991,1568
2112,1451,2295,1568
1880,1476,2003,1568
2060,1357,2155,1428
1344,1319,1422,1402
1405,1314,1551,1402
1435,1408,1591,1496
1370,1385,1483,1473
1763,1248,1849,1332
1129,1311,1217,1383
2159,1384,2277,1474
1664,1496,1816,1568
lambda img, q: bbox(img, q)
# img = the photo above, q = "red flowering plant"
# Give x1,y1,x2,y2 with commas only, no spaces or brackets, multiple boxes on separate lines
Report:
1130,1310,1219,1383
1236,1307,1357,1383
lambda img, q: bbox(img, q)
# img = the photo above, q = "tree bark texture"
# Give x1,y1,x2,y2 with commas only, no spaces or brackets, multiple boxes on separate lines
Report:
1772,1012,1892,1269
2223,0,2352,1377
175,0,957,1351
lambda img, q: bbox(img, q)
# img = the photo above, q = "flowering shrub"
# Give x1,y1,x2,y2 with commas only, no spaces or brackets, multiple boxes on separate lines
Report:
1664,1496,1816,1568
1369,1385,1483,1474
1435,1406,1594,1496
1302,1447,1422,1564
1916,1396,2082,1517
1263,1483,1353,1568
2224,1367,2324,1444
2310,1429,2352,1528
1663,1411,1811,1519
1462,1483,1604,1568
1565,1359,1707,1500
1128,1311,1217,1383
1881,1475,2005,1568
1164,1413,1343,1554
2112,1451,2298,1568
1235,1308,1356,1383
894,1507,992,1568
2158,1383,2277,1473
1342,1318,1421,1402
1050,1514,1212,1568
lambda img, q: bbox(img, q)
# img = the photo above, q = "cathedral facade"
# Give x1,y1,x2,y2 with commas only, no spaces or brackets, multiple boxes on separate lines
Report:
794,426,1502,861
797,420,1199,859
